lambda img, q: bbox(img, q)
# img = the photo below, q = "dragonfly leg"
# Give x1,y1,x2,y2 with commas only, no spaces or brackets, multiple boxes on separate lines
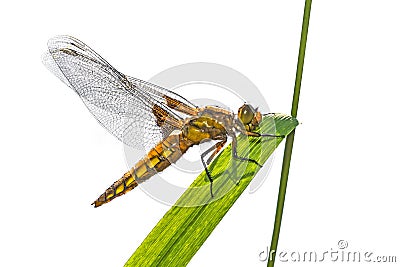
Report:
262,112,277,116
248,113,285,138
246,131,285,138
231,135,263,167
206,140,226,165
200,140,226,197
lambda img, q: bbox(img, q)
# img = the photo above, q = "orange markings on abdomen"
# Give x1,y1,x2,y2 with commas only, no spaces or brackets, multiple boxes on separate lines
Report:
92,133,192,207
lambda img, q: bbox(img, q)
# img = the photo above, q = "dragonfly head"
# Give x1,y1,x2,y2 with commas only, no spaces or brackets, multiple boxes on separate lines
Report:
238,104,262,131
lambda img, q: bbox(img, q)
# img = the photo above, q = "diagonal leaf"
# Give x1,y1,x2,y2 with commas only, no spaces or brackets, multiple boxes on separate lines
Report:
124,114,298,267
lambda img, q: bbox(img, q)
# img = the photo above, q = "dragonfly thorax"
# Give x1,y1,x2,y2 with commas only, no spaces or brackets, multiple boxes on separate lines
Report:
183,116,227,144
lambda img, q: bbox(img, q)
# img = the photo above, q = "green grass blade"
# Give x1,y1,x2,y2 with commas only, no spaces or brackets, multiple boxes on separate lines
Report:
268,1,311,266
124,114,298,267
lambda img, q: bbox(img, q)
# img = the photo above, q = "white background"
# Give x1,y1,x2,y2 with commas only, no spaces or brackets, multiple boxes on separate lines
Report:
1,1,399,266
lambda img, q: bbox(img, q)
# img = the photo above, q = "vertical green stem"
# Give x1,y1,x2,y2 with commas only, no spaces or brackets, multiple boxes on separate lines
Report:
267,1,312,266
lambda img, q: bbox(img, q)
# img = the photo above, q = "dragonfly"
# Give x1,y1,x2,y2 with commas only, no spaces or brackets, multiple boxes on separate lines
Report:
43,35,284,207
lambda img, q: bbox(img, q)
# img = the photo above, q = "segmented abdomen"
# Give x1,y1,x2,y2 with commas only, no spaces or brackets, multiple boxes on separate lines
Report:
92,133,192,207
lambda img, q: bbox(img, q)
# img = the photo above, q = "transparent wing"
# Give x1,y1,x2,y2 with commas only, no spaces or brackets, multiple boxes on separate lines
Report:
43,35,198,150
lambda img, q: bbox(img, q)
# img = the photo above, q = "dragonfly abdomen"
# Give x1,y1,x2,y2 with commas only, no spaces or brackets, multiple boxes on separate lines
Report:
92,133,192,207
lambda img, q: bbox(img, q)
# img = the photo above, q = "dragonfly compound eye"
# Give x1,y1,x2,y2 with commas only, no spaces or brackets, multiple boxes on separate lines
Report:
238,104,256,125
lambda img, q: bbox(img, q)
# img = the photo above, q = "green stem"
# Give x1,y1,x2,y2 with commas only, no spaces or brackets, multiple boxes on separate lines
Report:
267,1,312,266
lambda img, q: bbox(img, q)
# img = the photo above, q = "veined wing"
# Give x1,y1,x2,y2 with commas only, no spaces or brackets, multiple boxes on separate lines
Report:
43,35,198,150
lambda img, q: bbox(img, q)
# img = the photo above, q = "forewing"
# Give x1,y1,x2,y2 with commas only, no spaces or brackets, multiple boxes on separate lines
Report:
127,76,198,117
43,35,186,150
